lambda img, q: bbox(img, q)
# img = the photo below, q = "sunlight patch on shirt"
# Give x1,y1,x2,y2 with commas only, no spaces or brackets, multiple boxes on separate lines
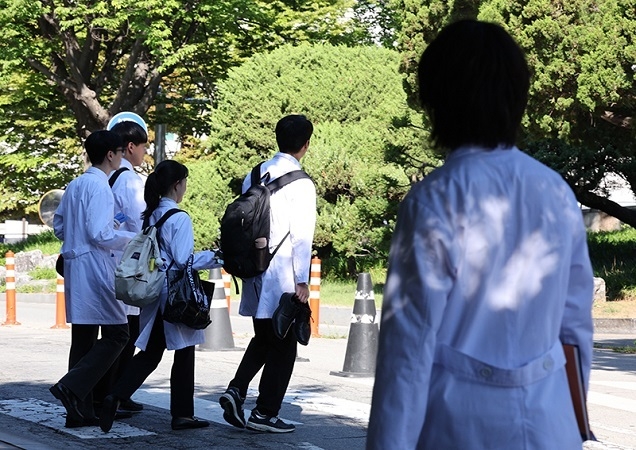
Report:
489,231,558,310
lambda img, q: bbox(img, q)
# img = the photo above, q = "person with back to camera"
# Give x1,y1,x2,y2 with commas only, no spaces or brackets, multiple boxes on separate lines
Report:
219,114,317,433
366,20,594,450
93,120,148,416
50,130,136,428
99,159,223,433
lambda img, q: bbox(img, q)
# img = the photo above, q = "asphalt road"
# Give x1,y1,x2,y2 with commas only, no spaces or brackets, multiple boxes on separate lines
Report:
1,298,635,449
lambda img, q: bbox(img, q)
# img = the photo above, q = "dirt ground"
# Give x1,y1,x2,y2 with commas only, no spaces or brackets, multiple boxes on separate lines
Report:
593,299,636,318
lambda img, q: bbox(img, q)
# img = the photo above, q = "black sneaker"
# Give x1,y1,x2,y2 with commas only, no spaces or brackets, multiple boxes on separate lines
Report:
219,387,246,428
246,409,295,433
119,398,144,412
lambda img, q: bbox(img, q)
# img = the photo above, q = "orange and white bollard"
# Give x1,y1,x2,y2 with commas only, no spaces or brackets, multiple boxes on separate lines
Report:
309,257,321,337
2,250,20,326
51,273,69,329
221,268,232,312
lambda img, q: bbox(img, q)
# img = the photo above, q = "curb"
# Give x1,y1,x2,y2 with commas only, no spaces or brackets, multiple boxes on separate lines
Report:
6,295,634,334
594,318,636,334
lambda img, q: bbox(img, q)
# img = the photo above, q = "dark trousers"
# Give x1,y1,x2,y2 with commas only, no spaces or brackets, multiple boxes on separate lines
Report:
62,323,129,416
229,318,297,417
111,310,195,418
93,314,140,404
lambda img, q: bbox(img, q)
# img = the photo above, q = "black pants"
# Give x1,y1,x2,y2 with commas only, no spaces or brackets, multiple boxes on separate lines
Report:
229,318,297,417
93,314,140,404
62,323,129,416
111,310,195,418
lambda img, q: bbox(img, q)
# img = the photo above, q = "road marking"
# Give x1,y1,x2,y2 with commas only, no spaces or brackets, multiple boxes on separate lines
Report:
134,387,304,426
284,389,370,422
591,381,636,391
588,391,636,413
0,398,155,439
590,421,636,438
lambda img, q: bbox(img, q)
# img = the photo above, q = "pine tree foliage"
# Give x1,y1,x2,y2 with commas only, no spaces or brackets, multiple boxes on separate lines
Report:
394,0,636,225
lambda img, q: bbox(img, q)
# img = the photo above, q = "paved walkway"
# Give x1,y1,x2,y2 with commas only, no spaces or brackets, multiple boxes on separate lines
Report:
1,296,635,449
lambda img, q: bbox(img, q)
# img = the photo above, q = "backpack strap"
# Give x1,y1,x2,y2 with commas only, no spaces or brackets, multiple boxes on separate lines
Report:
109,167,130,188
153,208,186,229
266,170,311,193
250,162,272,188
150,208,188,271
265,170,312,260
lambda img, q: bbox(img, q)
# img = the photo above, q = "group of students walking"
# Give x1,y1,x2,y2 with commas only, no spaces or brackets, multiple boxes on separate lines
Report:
50,115,316,434
49,19,595,450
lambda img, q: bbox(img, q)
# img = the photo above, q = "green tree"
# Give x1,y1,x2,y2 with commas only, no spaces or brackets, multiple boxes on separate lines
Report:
202,43,435,276
0,0,393,219
393,0,636,224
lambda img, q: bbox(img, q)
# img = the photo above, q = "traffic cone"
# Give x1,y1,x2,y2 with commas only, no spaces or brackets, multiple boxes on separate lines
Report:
2,251,20,326
330,273,378,377
199,268,242,351
51,274,69,329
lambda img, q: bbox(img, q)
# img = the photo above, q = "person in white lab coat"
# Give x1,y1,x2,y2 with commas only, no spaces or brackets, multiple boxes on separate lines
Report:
93,120,148,414
50,130,136,428
99,159,222,432
366,20,594,450
219,114,316,433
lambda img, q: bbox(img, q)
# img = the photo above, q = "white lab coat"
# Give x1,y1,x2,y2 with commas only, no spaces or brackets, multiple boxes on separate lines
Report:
136,198,221,351
53,167,136,325
367,146,594,450
239,152,317,318
110,159,146,315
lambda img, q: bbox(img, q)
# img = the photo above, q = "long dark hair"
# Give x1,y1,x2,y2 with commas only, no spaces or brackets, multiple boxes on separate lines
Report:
142,160,189,221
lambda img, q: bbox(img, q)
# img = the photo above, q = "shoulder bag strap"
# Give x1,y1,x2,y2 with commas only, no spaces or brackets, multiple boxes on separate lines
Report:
108,167,130,188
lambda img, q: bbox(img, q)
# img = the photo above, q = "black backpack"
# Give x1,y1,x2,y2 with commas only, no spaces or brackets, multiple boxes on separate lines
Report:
220,162,311,279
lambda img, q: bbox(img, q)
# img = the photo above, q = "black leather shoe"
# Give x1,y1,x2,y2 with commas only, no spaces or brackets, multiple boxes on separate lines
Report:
99,395,120,433
49,383,84,424
294,301,312,346
66,415,100,428
171,416,210,430
119,398,144,412
273,292,301,340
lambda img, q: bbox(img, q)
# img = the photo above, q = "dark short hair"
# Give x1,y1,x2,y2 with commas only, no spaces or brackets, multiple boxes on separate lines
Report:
84,130,123,165
110,121,148,146
418,20,530,150
275,115,313,154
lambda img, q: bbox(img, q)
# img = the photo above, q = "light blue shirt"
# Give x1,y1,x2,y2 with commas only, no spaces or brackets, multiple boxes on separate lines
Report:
53,167,136,325
367,146,594,449
136,198,222,351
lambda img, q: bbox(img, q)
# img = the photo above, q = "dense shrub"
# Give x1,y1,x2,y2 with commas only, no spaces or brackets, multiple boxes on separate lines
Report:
200,42,436,277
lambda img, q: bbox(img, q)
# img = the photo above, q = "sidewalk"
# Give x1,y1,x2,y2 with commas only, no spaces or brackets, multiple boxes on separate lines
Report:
0,297,372,450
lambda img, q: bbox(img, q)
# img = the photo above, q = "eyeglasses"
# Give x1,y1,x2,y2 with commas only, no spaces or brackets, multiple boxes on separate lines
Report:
113,147,125,154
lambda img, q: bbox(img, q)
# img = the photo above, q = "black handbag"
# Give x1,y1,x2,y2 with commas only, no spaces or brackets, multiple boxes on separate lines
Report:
164,254,213,330
55,254,64,277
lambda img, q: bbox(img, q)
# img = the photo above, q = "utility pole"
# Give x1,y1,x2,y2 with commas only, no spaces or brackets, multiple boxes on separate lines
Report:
154,87,166,166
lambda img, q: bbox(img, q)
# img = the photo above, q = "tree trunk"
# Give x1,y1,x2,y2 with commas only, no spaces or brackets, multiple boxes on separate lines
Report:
576,190,636,229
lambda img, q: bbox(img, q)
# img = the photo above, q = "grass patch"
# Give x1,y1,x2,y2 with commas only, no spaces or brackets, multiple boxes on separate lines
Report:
319,278,384,308
0,230,61,266
594,341,636,354
588,226,636,301
29,267,57,280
